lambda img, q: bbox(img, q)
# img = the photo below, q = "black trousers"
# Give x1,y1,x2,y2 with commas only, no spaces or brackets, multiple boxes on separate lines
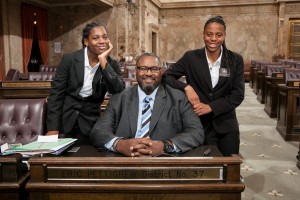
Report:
204,124,240,156
61,120,92,145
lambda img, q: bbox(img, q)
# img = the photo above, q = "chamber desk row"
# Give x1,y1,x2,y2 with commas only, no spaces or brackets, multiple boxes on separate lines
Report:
0,81,51,99
23,145,245,200
276,81,300,141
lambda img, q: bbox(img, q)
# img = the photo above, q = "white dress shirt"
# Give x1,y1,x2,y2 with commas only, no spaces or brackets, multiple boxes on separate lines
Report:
79,47,100,97
205,46,223,88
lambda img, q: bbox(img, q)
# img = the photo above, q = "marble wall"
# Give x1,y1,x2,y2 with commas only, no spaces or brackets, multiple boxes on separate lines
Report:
158,5,279,63
1,0,23,74
47,5,115,65
1,0,300,76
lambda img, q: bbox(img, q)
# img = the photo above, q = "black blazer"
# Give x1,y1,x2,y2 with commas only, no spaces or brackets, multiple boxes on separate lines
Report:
91,84,204,152
162,47,245,133
47,48,125,136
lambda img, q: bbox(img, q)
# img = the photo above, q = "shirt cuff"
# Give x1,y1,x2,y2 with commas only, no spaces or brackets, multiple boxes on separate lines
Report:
173,143,181,153
104,137,119,152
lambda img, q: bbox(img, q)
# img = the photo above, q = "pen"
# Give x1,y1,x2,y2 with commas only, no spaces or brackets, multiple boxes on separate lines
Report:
203,148,211,156
38,142,44,149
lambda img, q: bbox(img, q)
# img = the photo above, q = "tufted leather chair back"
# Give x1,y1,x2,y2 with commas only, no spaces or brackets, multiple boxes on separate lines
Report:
5,69,20,81
166,61,176,68
39,65,56,72
28,72,56,81
0,99,47,145
283,68,300,84
122,78,132,88
265,65,290,76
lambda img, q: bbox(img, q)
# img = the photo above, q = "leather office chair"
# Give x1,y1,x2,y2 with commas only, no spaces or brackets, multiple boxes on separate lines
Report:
39,64,56,72
4,69,20,80
127,69,136,80
166,61,176,68
122,78,132,88
28,72,56,81
0,98,47,145
283,68,300,84
265,65,290,76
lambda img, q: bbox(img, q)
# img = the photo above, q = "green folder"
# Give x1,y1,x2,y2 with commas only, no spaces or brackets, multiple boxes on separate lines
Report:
13,138,77,152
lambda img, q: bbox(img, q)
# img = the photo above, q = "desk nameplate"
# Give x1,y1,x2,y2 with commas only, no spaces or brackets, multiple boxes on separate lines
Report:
1,81,51,87
47,166,223,182
271,72,283,78
286,80,300,87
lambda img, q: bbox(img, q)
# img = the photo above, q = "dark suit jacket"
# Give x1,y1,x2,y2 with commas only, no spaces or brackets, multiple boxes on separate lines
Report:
91,84,204,152
162,47,245,133
47,48,125,136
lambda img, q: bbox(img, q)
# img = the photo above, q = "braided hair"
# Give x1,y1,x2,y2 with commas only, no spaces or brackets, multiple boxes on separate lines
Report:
204,16,235,68
81,22,107,47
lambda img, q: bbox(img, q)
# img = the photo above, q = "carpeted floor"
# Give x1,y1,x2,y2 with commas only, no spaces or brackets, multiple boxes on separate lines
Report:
238,83,299,200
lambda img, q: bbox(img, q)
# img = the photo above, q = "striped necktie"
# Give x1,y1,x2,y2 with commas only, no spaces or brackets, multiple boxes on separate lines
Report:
139,96,152,138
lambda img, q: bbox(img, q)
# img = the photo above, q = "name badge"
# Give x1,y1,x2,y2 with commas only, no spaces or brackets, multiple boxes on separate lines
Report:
219,68,230,77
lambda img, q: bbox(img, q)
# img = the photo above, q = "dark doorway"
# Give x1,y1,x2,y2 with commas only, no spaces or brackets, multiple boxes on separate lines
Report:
152,31,157,54
28,16,41,72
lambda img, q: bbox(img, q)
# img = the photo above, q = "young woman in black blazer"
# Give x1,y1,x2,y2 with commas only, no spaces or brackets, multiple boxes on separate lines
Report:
46,22,125,144
163,16,245,156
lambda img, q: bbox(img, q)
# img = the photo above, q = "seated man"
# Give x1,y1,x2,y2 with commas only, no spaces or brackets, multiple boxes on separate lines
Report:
91,52,204,157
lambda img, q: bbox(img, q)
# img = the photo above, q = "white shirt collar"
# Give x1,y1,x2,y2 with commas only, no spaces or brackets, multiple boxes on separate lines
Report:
205,46,223,66
137,85,158,104
84,47,100,68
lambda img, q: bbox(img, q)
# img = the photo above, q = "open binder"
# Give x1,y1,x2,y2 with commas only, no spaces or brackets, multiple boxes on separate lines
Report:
12,138,77,156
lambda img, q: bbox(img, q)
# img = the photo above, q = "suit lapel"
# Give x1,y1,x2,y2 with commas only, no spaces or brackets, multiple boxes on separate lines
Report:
127,86,139,137
198,49,213,90
149,85,167,136
74,49,85,95
214,50,229,90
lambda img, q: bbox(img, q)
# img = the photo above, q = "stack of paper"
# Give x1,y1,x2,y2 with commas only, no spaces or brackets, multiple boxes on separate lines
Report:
13,138,77,156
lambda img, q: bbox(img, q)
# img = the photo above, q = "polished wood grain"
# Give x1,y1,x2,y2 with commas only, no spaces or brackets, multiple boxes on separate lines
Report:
0,154,29,200
0,81,51,99
276,84,300,141
26,145,244,200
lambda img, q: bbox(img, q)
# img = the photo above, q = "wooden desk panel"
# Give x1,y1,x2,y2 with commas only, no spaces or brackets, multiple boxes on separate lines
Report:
276,84,300,141
252,68,259,94
0,154,29,200
297,142,300,169
0,81,51,99
264,77,284,118
26,145,244,200
298,85,300,169
257,71,266,103
249,66,255,88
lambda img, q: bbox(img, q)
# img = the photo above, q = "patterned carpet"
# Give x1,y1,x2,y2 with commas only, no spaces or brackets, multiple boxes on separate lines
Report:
238,83,299,200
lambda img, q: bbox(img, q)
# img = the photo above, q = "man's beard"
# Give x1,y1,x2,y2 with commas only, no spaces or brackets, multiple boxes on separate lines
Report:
141,84,156,95
139,75,159,95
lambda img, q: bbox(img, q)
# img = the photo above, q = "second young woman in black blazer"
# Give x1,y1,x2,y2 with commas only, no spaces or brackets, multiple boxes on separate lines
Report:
162,16,245,156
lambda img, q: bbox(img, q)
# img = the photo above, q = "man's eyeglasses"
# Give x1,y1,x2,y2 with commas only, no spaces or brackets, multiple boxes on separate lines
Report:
136,66,161,73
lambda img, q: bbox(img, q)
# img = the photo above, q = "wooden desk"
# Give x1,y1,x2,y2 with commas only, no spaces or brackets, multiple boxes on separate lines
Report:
276,84,300,141
26,145,244,200
256,71,266,103
297,142,300,169
249,66,255,88
0,154,29,200
0,81,51,99
264,76,284,118
252,68,259,94
298,85,300,169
